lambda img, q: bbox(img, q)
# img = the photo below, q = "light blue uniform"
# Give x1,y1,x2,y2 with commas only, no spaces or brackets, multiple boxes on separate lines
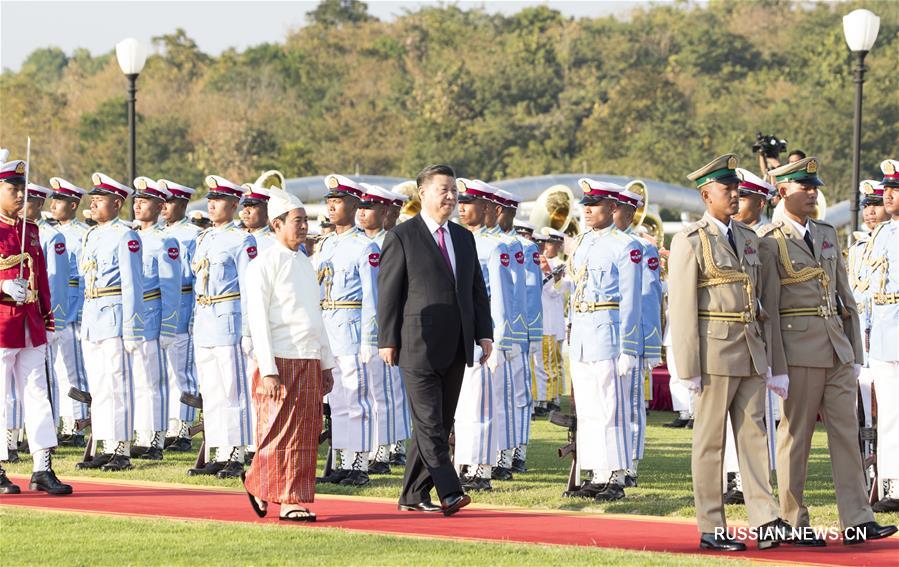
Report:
50,219,90,423
37,220,69,425
368,229,411,449
454,226,514,469
512,231,543,449
80,219,145,444
162,218,201,423
314,227,379,457
247,226,276,253
191,222,256,451
567,226,642,476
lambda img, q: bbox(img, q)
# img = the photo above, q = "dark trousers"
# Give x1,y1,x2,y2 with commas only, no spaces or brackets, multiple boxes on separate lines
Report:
398,339,466,505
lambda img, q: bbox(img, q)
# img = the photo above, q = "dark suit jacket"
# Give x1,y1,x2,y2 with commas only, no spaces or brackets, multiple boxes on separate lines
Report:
377,214,492,369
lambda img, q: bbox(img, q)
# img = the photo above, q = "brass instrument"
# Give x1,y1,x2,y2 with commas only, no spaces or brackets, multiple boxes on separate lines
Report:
625,180,649,229
253,169,286,190
530,184,580,237
392,180,420,222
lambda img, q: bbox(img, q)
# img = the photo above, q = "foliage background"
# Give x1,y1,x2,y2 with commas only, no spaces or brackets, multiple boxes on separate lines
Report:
1,0,896,202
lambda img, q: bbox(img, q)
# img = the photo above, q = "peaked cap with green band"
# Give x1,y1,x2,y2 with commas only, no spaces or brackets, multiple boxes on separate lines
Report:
687,154,741,188
768,157,824,187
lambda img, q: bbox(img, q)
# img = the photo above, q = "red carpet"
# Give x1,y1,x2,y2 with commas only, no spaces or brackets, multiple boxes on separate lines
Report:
3,476,897,566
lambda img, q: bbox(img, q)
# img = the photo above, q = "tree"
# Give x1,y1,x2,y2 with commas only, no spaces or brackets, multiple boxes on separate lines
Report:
306,0,376,27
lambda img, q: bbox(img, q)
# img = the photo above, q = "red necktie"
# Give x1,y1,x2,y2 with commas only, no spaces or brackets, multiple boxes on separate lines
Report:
437,226,453,276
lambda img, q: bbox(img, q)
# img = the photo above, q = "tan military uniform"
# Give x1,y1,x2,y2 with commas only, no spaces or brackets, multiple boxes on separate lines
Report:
669,212,780,533
758,217,874,529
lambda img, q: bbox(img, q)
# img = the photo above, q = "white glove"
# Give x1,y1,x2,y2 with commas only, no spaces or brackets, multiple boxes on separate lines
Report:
1,279,27,303
159,334,176,350
853,364,862,380
682,376,702,393
616,353,637,378
123,339,141,354
643,357,661,372
766,370,789,400
45,330,61,347
486,348,502,373
360,344,378,362
241,336,254,359
529,340,542,356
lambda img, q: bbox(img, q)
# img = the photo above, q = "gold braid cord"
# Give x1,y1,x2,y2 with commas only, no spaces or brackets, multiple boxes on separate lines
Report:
192,258,210,297
772,228,827,286
0,252,36,299
80,257,97,298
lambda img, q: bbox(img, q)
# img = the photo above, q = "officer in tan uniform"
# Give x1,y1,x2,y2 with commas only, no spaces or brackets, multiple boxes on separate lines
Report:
759,157,897,545
669,154,791,552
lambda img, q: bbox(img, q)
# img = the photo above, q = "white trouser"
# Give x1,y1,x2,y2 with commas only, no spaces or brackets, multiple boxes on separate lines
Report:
163,333,198,424
0,334,57,457
493,351,516,452
454,357,497,467
510,349,532,447
195,343,251,451
330,353,375,454
858,366,875,428
132,338,167,435
51,323,88,421
630,358,646,461
871,359,899,480
370,361,411,447
666,350,694,414
82,337,134,444
570,357,633,476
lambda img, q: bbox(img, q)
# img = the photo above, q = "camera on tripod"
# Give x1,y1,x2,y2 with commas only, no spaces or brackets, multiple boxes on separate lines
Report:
752,132,787,158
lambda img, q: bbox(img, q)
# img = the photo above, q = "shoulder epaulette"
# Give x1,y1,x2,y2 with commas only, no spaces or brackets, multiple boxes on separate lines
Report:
757,221,782,237
809,217,835,230
683,218,707,235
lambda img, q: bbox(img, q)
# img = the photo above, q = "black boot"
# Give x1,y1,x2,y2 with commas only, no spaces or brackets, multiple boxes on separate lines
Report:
872,497,899,513
165,437,192,452
368,461,391,475
139,447,164,461
29,470,73,495
594,483,625,502
76,453,114,469
1,449,19,464
316,468,350,484
0,468,20,494
215,460,244,479
188,461,227,476
339,470,371,487
101,454,133,472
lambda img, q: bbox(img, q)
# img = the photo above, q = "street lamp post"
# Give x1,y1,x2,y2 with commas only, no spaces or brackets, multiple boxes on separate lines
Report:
842,9,880,234
115,38,148,187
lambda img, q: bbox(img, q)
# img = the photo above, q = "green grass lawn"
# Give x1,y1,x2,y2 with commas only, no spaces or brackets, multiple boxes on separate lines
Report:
2,403,896,565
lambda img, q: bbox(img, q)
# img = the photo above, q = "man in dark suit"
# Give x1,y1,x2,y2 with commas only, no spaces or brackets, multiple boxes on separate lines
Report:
378,164,493,516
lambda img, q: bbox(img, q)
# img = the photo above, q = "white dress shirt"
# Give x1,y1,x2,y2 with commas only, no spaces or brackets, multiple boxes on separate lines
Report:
706,214,734,241
783,214,810,239
246,240,336,377
420,210,456,277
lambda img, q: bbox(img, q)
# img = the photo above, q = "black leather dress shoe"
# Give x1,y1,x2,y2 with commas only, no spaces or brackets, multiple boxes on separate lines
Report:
165,437,192,452
316,469,351,484
843,521,898,545
663,417,690,428
756,518,795,550
724,488,744,505
872,497,899,513
0,470,20,494
139,447,164,461
594,483,625,502
788,526,827,547
29,470,73,495
398,501,442,513
441,493,471,516
368,461,391,475
700,533,746,551
461,476,493,492
491,466,513,481
2,449,20,464
215,461,244,479
188,461,227,477
101,455,133,472
76,453,114,469
510,458,527,474
338,470,370,487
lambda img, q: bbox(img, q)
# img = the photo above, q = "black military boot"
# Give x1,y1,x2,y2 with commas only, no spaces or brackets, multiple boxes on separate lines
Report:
29,452,73,495
76,452,114,469
101,443,133,471
0,466,20,494
188,461,227,476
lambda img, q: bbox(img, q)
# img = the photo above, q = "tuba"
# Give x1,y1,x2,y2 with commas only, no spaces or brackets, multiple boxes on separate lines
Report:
392,180,420,221
530,184,580,237
625,180,649,231
253,169,286,190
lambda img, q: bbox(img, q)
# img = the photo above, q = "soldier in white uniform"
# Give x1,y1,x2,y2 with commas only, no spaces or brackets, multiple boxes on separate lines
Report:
313,175,380,487
566,178,642,502
357,183,411,475
187,175,257,479
47,177,90,446
159,179,201,451
131,177,182,460
533,228,568,414
75,173,144,472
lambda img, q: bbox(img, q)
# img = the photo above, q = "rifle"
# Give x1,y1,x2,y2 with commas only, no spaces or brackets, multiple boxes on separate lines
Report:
864,385,879,504
68,387,96,462
549,410,580,495
542,263,565,286
178,392,208,468
320,403,333,477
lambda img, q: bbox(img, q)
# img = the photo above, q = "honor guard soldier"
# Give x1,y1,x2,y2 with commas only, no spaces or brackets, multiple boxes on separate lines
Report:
760,157,895,544
188,175,257,479
454,179,514,491
131,177,182,460
313,174,380,487
864,160,899,513
533,227,568,414
613,183,663,486
159,179,201,451
240,184,275,253
670,155,791,551
75,173,144,472
0,151,72,495
722,168,779,505
47,177,90,445
384,186,408,231
495,190,541,473
565,178,641,503
358,183,411,474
